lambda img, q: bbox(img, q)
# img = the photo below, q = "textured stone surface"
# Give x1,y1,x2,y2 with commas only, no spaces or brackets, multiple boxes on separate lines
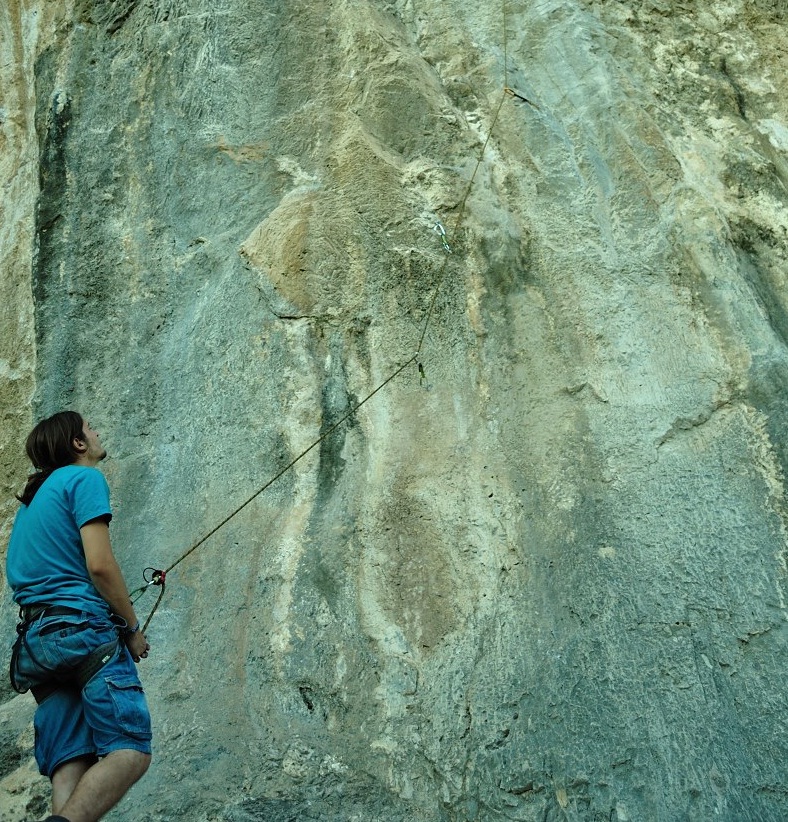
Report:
1,1,787,820
0,0,44,550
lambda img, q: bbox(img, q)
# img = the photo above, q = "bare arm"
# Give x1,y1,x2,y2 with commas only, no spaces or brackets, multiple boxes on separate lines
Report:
81,520,150,661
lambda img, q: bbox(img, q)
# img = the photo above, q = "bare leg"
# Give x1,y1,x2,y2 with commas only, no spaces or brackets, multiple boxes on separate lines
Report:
52,759,92,813
58,749,150,822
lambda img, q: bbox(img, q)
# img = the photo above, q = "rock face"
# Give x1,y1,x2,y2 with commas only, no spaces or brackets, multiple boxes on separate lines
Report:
2,1,787,819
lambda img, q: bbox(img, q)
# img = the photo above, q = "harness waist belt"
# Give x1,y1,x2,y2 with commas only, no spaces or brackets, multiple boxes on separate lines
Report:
11,605,122,703
21,604,83,623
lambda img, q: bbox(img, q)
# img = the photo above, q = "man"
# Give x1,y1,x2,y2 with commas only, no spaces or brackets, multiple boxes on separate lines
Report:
6,411,152,822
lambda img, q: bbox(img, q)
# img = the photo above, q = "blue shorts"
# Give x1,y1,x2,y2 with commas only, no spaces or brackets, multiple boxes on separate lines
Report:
15,610,152,778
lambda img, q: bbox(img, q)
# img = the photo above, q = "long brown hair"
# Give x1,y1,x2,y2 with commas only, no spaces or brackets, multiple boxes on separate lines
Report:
17,411,85,506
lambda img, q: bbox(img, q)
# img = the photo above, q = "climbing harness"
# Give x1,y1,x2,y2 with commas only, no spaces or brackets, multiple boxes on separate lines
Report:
132,0,531,633
10,605,123,703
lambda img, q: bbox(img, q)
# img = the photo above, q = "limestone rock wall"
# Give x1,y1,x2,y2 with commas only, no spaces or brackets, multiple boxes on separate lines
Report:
1,1,787,820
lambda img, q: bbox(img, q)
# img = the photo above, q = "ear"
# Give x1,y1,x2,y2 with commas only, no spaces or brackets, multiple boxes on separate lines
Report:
72,434,88,454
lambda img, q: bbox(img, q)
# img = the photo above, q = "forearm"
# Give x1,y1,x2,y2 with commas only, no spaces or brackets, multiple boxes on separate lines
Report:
81,520,149,661
89,562,139,628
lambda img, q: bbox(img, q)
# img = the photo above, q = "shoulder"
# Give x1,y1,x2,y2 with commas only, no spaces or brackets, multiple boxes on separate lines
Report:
60,466,112,524
57,464,107,483
56,465,110,496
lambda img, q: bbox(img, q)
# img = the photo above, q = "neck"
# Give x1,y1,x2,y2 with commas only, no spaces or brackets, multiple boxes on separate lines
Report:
73,455,100,468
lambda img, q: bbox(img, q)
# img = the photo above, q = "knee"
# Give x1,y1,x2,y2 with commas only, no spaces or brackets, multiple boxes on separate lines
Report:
115,749,151,783
133,751,152,780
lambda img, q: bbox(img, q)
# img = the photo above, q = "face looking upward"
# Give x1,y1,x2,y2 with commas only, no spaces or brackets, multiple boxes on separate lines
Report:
75,419,107,465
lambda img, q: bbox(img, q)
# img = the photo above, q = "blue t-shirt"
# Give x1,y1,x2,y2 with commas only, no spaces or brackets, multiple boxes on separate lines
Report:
6,465,113,617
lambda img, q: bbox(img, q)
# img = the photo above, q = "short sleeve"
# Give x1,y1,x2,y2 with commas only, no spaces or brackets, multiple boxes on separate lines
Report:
69,467,113,527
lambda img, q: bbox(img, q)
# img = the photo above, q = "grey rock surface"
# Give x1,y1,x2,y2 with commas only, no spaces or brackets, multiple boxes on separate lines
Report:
1,1,787,820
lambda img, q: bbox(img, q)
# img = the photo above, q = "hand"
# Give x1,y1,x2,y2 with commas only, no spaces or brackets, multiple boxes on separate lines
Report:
126,629,150,662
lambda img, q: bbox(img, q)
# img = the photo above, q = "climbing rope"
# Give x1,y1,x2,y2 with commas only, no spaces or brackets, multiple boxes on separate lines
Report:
130,569,167,633
133,2,522,632
132,353,419,631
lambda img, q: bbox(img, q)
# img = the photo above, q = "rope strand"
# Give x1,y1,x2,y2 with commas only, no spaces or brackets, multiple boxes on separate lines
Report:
165,353,417,578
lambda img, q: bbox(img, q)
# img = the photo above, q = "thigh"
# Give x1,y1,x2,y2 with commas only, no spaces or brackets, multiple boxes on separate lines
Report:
34,687,97,778
81,646,152,757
